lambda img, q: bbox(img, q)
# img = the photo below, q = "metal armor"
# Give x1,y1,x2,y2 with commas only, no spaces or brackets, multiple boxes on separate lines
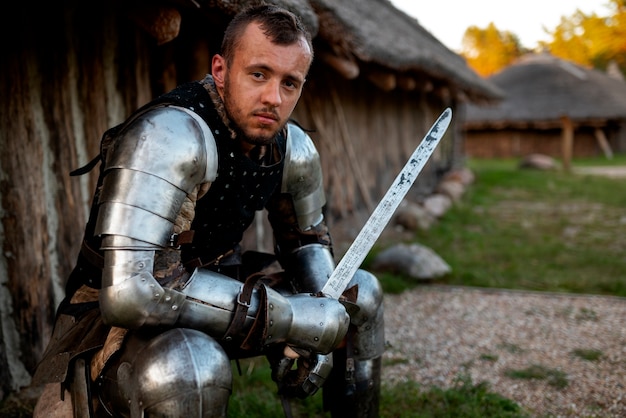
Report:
97,328,232,417
95,105,218,246
100,252,349,353
273,125,385,416
281,123,326,229
281,243,385,416
93,107,351,417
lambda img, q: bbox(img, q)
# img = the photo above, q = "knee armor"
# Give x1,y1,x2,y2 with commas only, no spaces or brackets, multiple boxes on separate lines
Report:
98,328,232,418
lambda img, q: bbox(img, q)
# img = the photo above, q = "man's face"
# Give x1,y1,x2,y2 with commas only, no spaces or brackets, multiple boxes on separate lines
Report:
212,22,312,146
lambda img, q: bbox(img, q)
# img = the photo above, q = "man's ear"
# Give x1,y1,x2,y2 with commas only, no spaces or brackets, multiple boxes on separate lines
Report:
212,54,226,90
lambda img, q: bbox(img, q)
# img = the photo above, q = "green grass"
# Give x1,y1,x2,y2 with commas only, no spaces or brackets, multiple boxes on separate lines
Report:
227,359,530,418
380,376,528,418
381,155,626,297
503,364,569,389
571,348,604,361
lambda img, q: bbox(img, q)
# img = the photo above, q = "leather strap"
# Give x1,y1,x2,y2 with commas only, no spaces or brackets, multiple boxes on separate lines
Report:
80,240,104,270
222,272,266,344
184,247,236,270
280,393,294,418
80,230,196,271
170,230,195,247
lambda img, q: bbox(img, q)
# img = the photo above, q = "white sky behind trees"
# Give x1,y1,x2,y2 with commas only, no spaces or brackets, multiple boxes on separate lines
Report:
389,0,611,52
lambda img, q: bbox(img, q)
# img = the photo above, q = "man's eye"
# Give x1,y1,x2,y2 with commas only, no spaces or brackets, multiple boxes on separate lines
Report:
284,80,297,89
252,72,264,80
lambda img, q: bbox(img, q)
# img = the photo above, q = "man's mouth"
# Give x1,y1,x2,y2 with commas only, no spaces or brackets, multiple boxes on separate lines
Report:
254,111,279,125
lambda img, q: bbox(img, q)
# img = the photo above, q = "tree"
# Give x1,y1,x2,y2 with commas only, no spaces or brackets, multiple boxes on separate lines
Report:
460,22,525,77
461,1,626,78
543,0,626,76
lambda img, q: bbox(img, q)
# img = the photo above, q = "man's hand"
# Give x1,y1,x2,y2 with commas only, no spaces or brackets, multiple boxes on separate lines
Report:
269,345,333,398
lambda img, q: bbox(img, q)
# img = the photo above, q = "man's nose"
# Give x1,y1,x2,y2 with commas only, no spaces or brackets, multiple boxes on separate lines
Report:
261,80,282,107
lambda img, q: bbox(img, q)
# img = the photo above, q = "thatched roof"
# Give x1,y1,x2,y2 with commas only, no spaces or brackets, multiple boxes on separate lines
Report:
185,0,501,102
309,0,502,101
198,0,320,34
465,53,626,129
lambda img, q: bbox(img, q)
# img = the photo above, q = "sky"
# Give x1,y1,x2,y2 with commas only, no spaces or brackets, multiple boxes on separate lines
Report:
389,0,612,52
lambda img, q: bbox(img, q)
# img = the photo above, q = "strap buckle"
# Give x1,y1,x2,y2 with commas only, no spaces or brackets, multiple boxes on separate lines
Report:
236,288,252,308
169,233,180,249
170,230,195,249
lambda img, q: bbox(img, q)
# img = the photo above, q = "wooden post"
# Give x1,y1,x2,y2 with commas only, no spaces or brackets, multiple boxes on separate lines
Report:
594,128,614,159
560,116,573,173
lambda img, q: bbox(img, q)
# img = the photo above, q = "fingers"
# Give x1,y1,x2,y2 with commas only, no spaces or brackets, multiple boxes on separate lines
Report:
271,356,295,383
283,345,300,359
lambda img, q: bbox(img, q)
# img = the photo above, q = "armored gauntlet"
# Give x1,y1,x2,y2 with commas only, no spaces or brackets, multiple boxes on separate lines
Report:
177,268,350,354
269,351,334,398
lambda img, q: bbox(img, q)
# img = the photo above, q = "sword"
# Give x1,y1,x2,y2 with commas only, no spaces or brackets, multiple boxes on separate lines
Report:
321,108,452,298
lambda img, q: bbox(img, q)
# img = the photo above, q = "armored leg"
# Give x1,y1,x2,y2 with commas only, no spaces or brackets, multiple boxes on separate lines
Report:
323,269,384,418
96,328,232,418
323,349,382,418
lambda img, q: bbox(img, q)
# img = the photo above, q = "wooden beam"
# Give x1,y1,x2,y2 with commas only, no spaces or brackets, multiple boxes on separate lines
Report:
317,50,360,79
397,74,417,91
366,69,396,91
127,5,181,45
594,128,614,159
560,115,574,173
435,85,451,102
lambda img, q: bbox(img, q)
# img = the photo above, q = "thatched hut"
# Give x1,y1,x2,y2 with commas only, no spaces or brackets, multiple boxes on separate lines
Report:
464,53,626,166
0,0,498,397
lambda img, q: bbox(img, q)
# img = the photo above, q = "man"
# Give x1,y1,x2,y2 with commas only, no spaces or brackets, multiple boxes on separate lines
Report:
33,5,384,417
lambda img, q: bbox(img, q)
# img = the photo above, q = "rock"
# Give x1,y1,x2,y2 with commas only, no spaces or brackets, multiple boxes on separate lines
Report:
394,201,436,231
442,167,475,186
371,243,451,280
519,153,559,170
423,193,452,218
436,180,465,203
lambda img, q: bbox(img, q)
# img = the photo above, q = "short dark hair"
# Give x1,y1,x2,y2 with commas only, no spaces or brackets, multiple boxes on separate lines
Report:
221,4,313,65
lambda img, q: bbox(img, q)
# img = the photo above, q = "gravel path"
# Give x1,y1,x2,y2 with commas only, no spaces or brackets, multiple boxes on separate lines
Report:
382,285,626,417
574,166,626,179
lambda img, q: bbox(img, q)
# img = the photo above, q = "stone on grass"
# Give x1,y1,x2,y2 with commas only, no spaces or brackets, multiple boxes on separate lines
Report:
437,180,465,203
519,153,559,170
394,201,435,231
423,193,452,218
442,167,475,186
371,243,451,280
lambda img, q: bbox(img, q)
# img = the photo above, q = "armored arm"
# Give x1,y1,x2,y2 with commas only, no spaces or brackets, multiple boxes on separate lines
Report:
269,123,336,293
265,123,343,397
96,104,217,328
100,248,349,354
96,107,348,355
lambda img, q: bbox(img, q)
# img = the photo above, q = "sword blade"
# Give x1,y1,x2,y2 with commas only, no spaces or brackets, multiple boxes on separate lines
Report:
322,108,452,298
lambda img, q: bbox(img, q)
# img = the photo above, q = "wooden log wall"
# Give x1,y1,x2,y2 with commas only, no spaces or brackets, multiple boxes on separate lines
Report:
464,127,617,159
0,1,157,398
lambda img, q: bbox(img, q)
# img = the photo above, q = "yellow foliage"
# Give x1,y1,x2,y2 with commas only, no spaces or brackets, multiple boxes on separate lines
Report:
547,0,626,75
460,0,626,78
460,22,524,76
